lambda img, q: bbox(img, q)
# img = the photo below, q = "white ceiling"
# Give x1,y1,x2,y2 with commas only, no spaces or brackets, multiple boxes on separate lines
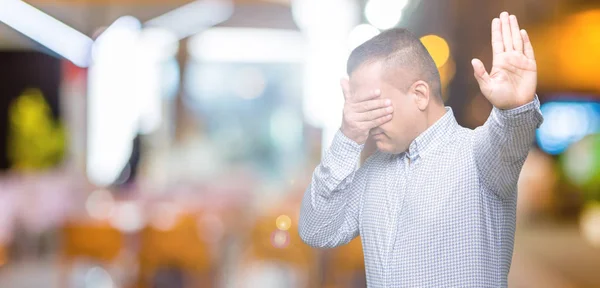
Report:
0,1,298,50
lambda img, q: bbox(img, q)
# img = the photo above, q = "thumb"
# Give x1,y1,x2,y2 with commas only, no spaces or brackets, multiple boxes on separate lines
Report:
471,58,490,92
340,77,351,100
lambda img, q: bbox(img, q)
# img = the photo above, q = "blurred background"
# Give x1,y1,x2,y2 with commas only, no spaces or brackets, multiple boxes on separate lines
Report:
0,0,599,287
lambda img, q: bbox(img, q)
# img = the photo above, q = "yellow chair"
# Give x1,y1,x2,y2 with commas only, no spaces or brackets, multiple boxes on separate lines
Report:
137,213,216,288
62,222,123,261
60,221,124,287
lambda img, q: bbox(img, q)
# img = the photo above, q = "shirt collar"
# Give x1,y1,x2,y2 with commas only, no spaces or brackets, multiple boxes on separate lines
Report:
404,107,458,160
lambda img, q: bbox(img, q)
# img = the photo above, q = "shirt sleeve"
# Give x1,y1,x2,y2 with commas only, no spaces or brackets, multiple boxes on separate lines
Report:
472,95,544,199
298,129,369,248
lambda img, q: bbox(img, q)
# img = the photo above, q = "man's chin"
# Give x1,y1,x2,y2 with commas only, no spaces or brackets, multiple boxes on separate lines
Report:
375,141,392,153
376,140,404,154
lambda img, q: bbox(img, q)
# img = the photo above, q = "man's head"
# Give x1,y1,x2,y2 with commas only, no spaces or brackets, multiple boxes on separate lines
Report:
347,28,445,154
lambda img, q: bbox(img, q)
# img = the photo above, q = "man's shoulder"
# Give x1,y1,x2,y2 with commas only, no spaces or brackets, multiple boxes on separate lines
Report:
449,125,475,143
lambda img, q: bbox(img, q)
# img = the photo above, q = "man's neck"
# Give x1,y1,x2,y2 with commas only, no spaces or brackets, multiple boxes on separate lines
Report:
425,104,448,129
401,104,449,157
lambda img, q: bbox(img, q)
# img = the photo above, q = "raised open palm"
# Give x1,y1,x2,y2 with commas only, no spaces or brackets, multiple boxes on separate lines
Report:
471,12,537,110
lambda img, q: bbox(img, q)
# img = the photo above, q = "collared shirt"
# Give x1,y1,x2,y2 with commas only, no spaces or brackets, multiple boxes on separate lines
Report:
299,96,544,287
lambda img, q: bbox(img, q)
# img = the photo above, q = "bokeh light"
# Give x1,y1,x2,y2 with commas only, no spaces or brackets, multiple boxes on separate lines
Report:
554,10,600,92
84,266,114,288
438,56,456,101
291,0,359,33
149,202,180,231
0,0,94,67
420,35,450,68
580,203,600,248
561,134,600,199
109,202,144,233
136,27,179,62
188,27,305,63
270,230,290,248
537,101,600,155
365,0,408,30
275,215,291,231
87,16,143,187
85,189,115,220
347,24,380,52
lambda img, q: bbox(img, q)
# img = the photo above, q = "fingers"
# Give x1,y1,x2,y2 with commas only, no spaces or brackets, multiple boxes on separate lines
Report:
340,98,392,144
340,76,386,105
340,83,391,143
366,114,393,130
356,105,394,121
521,29,535,60
509,15,523,51
494,12,534,59
491,18,503,55
500,12,513,52
353,89,381,102
340,78,383,103
340,78,351,100
353,98,392,112
471,58,490,90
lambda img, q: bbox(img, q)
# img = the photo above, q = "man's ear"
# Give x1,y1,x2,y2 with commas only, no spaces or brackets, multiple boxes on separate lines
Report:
412,80,431,111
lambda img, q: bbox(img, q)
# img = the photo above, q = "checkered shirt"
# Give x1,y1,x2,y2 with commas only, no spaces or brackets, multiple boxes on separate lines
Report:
299,96,543,287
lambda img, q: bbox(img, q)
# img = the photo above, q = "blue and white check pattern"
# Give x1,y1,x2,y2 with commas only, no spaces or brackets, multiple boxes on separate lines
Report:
299,96,543,287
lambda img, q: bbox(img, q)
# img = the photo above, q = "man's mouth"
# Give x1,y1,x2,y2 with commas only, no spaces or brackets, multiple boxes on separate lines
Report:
371,131,385,138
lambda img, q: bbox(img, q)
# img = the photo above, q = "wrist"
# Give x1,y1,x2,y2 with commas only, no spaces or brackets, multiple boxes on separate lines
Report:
340,126,366,145
338,127,365,145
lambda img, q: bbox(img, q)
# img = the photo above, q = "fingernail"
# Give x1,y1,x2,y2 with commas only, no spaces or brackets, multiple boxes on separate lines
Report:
374,89,381,95
385,99,391,105
386,106,393,112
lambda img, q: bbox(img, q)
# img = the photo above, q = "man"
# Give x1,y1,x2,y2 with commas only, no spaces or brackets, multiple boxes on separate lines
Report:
298,12,543,287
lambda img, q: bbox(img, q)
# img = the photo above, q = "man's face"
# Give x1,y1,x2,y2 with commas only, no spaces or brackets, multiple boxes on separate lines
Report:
349,61,421,154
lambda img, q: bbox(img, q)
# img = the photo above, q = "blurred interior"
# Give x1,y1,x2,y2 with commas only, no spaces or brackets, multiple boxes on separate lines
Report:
0,0,600,287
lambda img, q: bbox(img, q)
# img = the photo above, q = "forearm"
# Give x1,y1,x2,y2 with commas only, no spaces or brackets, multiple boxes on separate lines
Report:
489,95,542,160
298,181,360,248
474,95,543,198
298,130,364,248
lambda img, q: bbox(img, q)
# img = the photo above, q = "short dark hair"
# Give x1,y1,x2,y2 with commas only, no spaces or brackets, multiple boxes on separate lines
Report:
347,28,442,101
